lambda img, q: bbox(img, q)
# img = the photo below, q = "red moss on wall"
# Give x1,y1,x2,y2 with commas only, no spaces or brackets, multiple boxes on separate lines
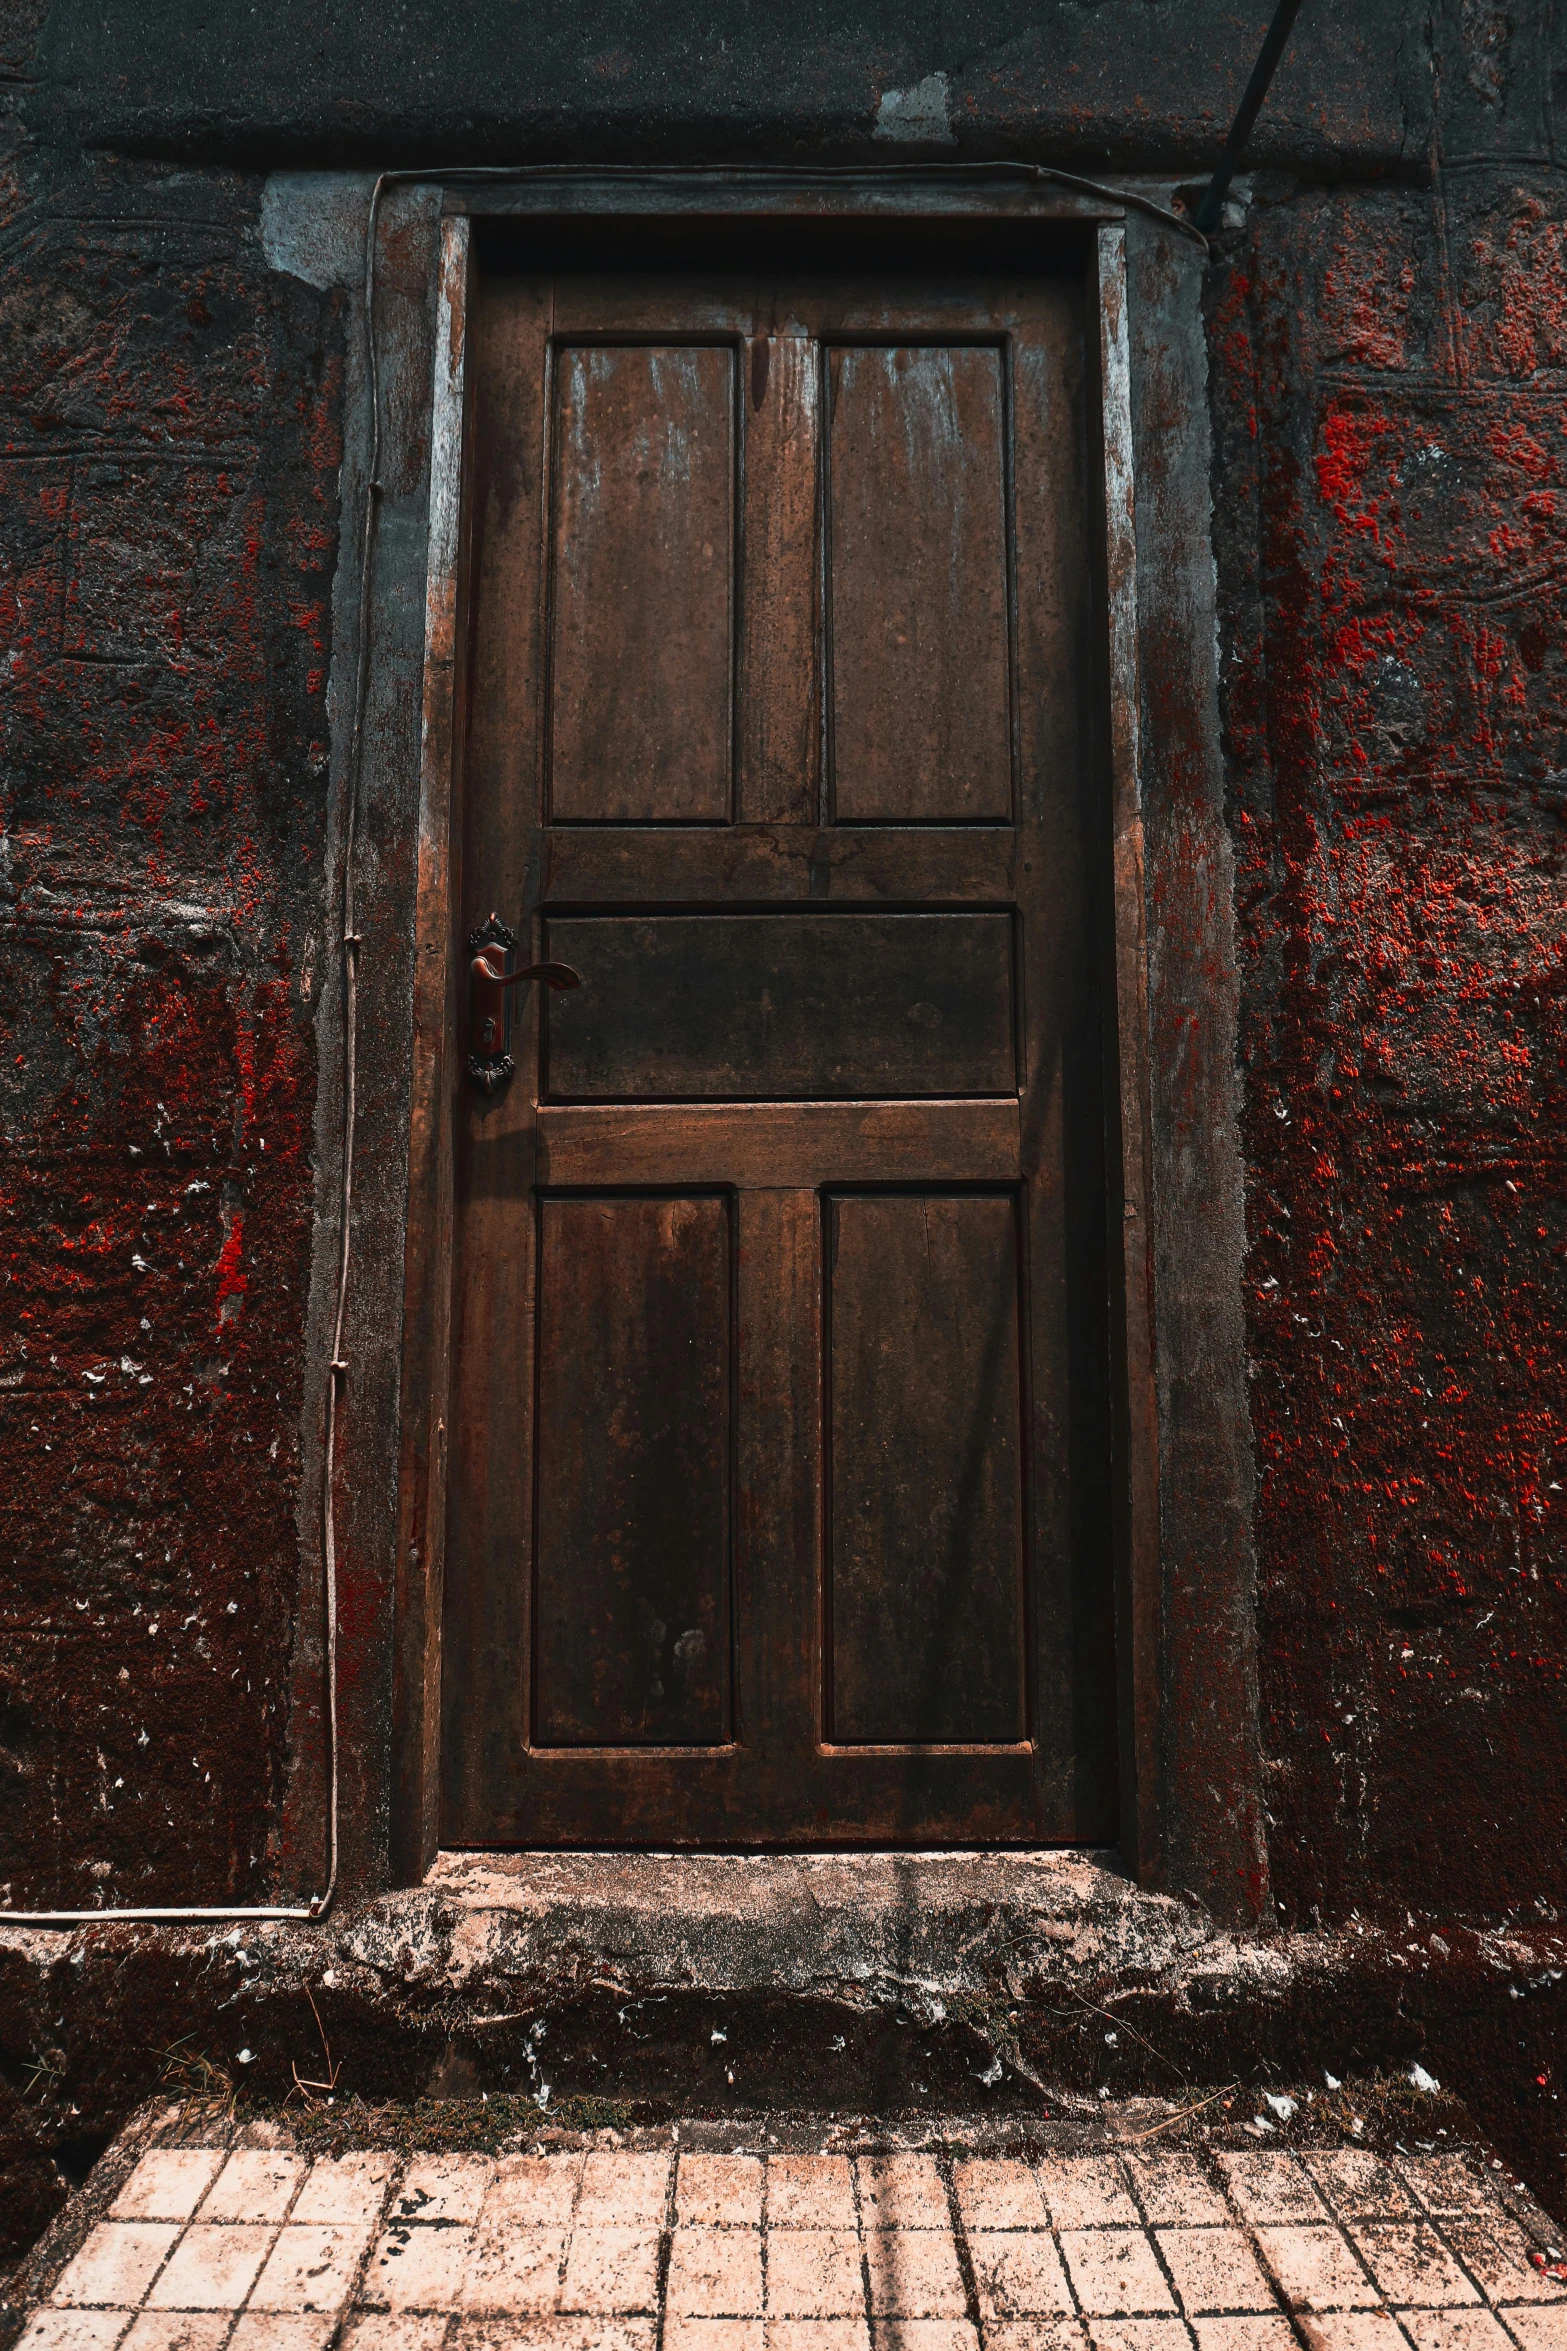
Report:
0,147,344,1906
1209,172,1567,1928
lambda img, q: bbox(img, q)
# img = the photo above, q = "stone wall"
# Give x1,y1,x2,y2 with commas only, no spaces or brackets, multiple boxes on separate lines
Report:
0,0,345,1913
0,0,1564,2265
1207,10,1567,1926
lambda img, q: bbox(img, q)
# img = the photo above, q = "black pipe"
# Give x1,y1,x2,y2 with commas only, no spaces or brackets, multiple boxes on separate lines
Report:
1194,0,1308,235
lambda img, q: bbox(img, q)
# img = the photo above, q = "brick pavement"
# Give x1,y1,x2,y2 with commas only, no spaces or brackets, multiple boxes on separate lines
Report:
13,2136,1567,2351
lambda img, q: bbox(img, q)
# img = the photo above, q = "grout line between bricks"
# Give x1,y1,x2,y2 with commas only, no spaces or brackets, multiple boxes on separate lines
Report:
650,2137,678,2351
553,2145,585,2326
758,2143,771,2329
937,2140,985,2345
1400,2200,1503,2325
331,2146,411,2339
205,2137,313,2348
1045,2164,1090,2346
1118,2144,1203,2350
13,2128,1567,2351
851,2148,876,2339
1201,2144,1362,2351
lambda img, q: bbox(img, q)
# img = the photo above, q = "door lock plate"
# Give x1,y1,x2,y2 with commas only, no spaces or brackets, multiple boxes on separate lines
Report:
467,914,581,1094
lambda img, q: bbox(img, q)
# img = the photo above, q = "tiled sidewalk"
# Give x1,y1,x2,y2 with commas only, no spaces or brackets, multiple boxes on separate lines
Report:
15,2138,1567,2351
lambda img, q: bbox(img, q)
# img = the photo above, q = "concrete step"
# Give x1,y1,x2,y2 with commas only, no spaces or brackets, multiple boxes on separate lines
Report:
3,1855,1565,2272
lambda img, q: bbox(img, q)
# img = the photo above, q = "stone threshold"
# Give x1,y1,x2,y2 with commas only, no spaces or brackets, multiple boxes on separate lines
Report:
358,1849,1223,2005
6,1862,1567,2270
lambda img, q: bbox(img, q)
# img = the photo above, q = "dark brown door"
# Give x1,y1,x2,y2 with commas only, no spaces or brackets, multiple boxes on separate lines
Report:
442,237,1118,1846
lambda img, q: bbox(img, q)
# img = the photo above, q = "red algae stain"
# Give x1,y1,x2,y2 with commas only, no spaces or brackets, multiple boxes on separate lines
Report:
1320,225,1418,372
1461,200,1567,378
214,1207,247,1329
1315,399,1401,550
0,153,346,1918
1208,184,1567,1932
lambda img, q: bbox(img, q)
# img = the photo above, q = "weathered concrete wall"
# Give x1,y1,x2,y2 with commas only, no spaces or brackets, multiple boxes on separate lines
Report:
34,0,1428,176
1206,2,1567,1931
0,0,347,1911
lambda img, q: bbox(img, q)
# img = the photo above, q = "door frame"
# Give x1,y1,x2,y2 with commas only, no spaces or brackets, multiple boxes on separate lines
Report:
349,172,1264,1919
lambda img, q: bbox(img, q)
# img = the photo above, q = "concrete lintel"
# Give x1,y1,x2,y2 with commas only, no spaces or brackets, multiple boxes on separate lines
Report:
35,0,1429,178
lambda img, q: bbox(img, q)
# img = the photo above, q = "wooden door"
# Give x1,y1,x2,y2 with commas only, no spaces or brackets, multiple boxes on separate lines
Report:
441,241,1119,1846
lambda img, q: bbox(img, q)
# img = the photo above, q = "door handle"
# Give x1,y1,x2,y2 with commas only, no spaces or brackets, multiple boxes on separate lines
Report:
467,914,581,1094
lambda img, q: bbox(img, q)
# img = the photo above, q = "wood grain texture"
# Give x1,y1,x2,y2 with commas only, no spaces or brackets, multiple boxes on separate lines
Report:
444,259,1119,1848
534,1099,1023,1189
828,343,1012,823
549,343,735,821
533,1194,732,1746
440,272,553,1841
826,1193,1027,1745
739,331,819,825
1096,223,1162,1883
393,213,470,1881
543,912,1016,1101
1007,263,1120,1836
733,1187,821,1781
541,822,1018,905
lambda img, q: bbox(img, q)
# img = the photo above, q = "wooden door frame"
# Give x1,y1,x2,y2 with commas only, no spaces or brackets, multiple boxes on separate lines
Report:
369,173,1265,1920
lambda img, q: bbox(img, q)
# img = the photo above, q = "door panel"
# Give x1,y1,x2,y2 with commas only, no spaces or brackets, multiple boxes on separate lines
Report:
443,249,1117,1849
827,344,1013,823
532,1194,732,1747
534,1100,1023,1189
825,1191,1027,1747
548,344,735,822
542,911,1016,1101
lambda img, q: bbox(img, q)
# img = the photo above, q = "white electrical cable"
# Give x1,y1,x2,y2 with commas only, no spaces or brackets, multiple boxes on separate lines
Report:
2,157,1200,1933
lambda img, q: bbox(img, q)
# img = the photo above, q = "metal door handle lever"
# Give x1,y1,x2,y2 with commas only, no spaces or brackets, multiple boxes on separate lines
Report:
472,949,581,993
467,914,581,1094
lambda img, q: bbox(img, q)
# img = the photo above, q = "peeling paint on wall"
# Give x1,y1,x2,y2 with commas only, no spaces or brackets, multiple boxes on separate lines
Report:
872,72,955,146
260,173,370,294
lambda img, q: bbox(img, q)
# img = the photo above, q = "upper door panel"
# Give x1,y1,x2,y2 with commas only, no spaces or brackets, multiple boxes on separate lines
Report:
549,343,736,823
827,342,1013,823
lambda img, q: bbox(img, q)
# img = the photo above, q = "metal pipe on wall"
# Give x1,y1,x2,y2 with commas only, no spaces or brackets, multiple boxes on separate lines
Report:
1194,0,1308,234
